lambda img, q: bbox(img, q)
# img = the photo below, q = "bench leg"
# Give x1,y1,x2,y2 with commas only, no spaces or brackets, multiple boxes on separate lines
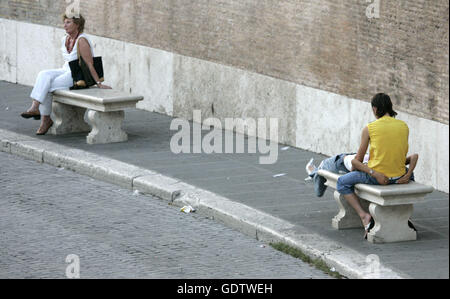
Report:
367,203,416,243
332,191,370,229
50,102,90,135
86,110,128,144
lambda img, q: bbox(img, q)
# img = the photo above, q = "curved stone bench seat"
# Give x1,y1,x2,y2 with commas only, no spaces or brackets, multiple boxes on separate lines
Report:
317,169,434,243
49,88,144,144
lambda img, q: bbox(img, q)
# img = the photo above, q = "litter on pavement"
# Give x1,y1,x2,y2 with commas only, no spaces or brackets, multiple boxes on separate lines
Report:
273,173,287,178
180,205,196,213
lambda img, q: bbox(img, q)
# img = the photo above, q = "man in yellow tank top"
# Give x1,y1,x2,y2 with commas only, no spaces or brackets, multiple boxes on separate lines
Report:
336,93,416,239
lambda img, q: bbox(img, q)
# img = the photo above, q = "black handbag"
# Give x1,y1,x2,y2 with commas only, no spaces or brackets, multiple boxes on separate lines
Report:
69,41,104,90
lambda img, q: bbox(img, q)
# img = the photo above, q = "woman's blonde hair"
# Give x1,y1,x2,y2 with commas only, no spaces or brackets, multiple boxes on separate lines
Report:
62,14,85,33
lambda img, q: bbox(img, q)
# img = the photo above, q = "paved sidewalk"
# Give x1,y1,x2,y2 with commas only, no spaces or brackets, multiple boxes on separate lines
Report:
1,81,448,278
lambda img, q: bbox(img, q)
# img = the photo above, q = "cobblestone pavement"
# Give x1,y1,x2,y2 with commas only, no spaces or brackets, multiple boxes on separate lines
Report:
0,151,331,279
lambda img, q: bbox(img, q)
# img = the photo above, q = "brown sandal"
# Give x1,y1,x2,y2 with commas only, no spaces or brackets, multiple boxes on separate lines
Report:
36,119,53,135
21,110,41,120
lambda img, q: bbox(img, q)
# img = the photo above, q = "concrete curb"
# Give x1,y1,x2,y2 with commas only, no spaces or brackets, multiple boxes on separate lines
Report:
0,128,411,279
173,188,410,279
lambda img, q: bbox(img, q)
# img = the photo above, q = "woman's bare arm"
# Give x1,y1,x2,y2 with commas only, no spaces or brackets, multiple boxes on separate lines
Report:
405,153,418,166
397,153,418,184
78,38,111,89
354,126,369,163
351,126,389,185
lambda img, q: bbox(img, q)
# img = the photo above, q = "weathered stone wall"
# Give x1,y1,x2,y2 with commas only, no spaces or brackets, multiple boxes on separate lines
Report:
1,0,448,124
1,18,449,192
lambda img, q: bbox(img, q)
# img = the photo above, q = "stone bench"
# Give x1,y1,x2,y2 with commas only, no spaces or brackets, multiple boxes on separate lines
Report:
317,169,434,243
50,88,143,144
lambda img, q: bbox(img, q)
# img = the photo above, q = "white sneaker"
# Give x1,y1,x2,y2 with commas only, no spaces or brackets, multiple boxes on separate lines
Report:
305,158,316,176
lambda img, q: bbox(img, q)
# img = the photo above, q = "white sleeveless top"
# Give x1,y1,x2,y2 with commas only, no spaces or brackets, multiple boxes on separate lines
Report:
61,33,95,70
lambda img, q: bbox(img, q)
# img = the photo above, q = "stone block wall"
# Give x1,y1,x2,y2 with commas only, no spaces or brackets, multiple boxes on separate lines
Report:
1,0,448,124
0,1,448,192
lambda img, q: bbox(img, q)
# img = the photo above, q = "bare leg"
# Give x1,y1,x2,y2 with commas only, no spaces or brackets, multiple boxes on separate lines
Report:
343,193,372,226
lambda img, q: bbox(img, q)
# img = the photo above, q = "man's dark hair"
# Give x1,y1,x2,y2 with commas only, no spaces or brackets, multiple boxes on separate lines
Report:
371,93,397,118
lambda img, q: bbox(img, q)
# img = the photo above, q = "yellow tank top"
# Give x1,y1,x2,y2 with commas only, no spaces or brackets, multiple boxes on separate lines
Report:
367,116,409,177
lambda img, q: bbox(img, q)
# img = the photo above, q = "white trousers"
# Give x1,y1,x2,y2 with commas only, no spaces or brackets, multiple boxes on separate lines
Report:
30,67,73,116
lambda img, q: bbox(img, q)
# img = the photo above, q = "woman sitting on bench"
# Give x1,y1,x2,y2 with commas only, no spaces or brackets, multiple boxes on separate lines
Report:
20,13,111,135
335,93,415,239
